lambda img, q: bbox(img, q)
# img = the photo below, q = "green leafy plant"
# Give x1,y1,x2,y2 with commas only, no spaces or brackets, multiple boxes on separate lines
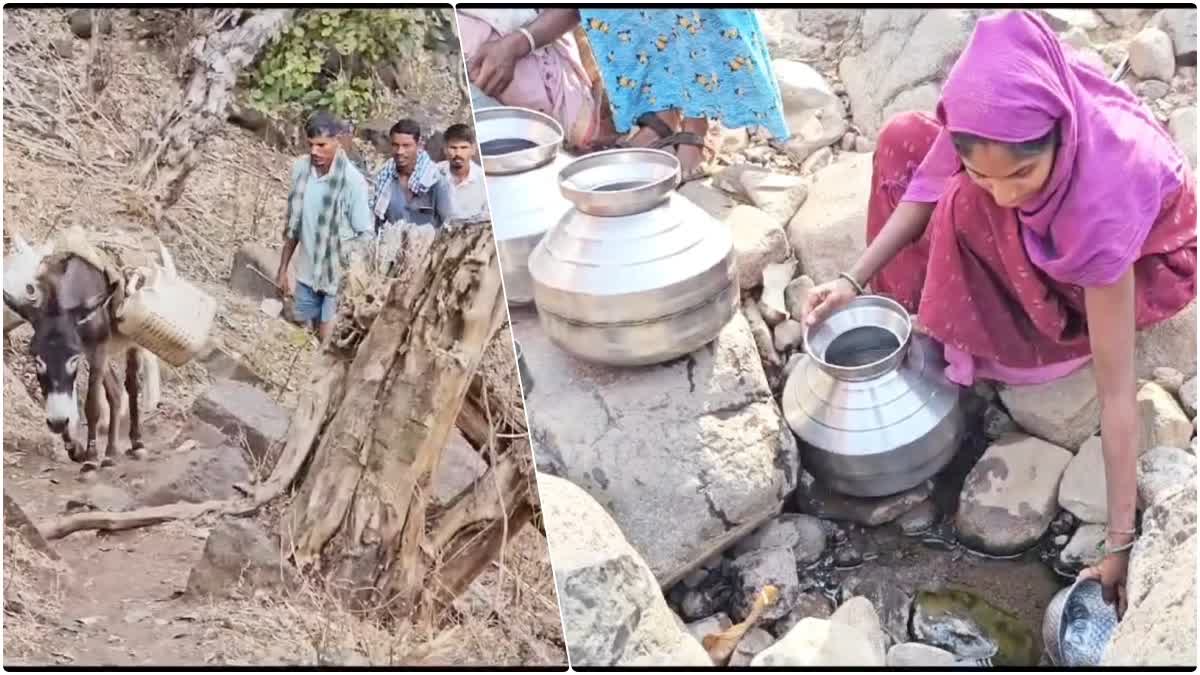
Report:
246,9,434,123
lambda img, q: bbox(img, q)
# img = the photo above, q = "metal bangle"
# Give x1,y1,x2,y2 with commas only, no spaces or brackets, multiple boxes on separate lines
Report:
1106,527,1137,536
516,27,538,54
1102,539,1136,556
838,271,865,295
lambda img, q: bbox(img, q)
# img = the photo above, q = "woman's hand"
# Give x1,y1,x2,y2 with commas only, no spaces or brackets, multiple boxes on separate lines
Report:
467,33,527,98
1078,551,1130,618
802,277,859,326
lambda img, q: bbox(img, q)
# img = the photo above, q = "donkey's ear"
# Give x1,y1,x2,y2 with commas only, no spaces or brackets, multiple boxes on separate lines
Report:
77,281,119,319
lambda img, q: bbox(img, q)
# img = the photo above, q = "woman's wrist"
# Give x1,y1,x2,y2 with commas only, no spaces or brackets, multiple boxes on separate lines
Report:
502,31,533,58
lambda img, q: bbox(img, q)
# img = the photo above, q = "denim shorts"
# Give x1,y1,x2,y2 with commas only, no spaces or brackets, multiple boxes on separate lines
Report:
293,282,337,323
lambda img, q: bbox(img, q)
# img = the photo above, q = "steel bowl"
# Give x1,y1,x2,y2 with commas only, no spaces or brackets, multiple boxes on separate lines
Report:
475,106,563,176
557,147,679,217
1043,578,1119,667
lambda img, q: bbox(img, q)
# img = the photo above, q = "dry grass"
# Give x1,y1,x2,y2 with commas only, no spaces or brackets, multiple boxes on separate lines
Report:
2,524,70,661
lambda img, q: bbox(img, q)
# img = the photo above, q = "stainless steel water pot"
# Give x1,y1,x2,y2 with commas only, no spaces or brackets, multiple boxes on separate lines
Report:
527,148,738,366
781,295,964,497
476,107,573,305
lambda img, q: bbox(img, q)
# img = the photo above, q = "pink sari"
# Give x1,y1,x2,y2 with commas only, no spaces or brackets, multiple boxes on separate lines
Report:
457,10,605,150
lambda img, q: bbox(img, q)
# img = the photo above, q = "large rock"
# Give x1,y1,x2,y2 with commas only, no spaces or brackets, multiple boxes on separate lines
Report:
191,379,290,463
829,597,887,664
1169,107,1196,169
773,59,836,129
793,471,931,527
517,309,799,586
752,616,884,667
1102,451,1197,666
1180,375,1197,417
838,570,912,647
784,100,850,165
139,446,252,507
956,435,1073,555
1153,8,1198,60
1137,446,1196,509
726,204,791,291
1137,381,1194,453
738,171,810,228
887,642,958,667
839,9,976,137
786,153,873,285
187,517,298,598
1057,434,1106,523
538,473,712,667
1136,301,1197,378
1129,27,1177,81
230,243,284,301
998,365,1098,450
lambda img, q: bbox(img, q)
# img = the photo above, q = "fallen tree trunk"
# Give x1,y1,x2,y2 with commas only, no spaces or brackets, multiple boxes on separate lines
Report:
132,8,293,222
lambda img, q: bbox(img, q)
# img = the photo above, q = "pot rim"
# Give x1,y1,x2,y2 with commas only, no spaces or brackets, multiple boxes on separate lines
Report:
475,106,563,175
557,148,680,217
802,294,913,381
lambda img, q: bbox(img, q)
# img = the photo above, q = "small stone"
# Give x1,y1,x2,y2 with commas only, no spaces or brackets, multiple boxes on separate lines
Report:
733,513,827,564
51,37,74,59
896,500,937,535
1138,381,1194,454
832,543,862,568
838,570,912,646
730,547,801,623
718,126,750,154
1058,434,1108,523
774,319,804,353
800,147,834,174
259,298,283,318
737,170,810,227
728,627,775,667
1101,44,1129,68
1136,79,1171,101
68,9,113,39
887,642,958,667
782,274,815,325
999,365,1099,450
1059,523,1105,568
726,204,791,292
793,472,932,527
679,585,727,622
1129,27,1177,81
187,518,298,598
1049,510,1077,536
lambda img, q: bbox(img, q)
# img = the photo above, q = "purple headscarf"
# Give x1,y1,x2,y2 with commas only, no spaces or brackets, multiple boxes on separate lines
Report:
903,10,1187,287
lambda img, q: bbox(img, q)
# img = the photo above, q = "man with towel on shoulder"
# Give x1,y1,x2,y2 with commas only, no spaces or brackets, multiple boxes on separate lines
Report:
369,118,452,231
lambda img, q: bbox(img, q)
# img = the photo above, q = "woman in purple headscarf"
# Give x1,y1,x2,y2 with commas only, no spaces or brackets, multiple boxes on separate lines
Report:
804,10,1196,614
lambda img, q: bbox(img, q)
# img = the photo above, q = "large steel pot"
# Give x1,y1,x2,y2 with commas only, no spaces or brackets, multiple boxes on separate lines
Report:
781,295,963,497
527,148,738,366
475,107,572,305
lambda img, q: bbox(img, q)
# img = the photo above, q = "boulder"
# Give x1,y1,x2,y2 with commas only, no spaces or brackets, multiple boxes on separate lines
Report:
737,170,810,227
187,517,297,598
538,473,713,667
191,379,289,463
1169,107,1197,169
787,153,873,285
753,615,884,667
1137,301,1197,378
516,309,799,587
839,9,976,137
793,471,931,527
1137,381,1194,454
1059,523,1105,568
887,642,958,667
1153,8,1198,60
729,547,800,623
759,10,826,60
1137,446,1196,509
784,100,850,165
430,429,487,506
829,597,887,664
1057,435,1107,523
1102,456,1197,666
733,513,826,564
998,364,1099,450
725,205,791,291
139,446,252,507
956,435,1073,555
1129,27,1177,81
230,243,285,301
773,60,837,127
896,499,938,535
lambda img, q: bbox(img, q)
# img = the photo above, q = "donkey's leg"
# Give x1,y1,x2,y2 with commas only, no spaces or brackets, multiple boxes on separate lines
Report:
81,349,109,473
100,366,122,467
140,350,161,411
125,348,146,459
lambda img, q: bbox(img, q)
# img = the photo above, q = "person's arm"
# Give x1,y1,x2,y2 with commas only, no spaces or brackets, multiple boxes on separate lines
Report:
1078,266,1139,618
347,174,374,239
278,161,303,296
467,9,581,96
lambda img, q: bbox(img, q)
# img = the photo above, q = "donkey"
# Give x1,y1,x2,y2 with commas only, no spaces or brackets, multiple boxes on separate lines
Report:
21,247,172,473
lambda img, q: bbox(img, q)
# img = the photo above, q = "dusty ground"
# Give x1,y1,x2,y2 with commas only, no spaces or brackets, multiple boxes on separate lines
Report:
3,7,564,667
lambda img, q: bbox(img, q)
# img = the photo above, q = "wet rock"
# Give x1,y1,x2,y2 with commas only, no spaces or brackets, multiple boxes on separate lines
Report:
1152,367,1186,397
230,244,284,301
887,642,958,667
1129,27,1176,81
770,592,834,637
1037,8,1101,32
752,616,884,667
191,379,289,463
830,596,887,663
832,542,862,568
998,365,1099,450
1059,523,1105,568
1048,510,1076,537
839,9,976,137
1153,8,1198,61
677,583,729,622
68,9,113,39
783,275,815,325
773,320,804,353
139,446,251,507
726,205,792,293
911,589,1038,665
1138,381,1194,454
737,170,810,228
518,311,798,588
1104,454,1196,666
956,435,1072,555
1169,107,1197,169
838,570,911,646
760,260,796,325
1179,376,1196,417
538,473,712,667
787,153,873,285
728,627,775,667
983,403,1018,441
430,429,486,506
187,518,297,598
730,547,800,623
685,613,731,644
793,471,932,527
1057,435,1107,523
1137,446,1196,509
733,513,827,564
1136,78,1170,100
896,500,938,535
